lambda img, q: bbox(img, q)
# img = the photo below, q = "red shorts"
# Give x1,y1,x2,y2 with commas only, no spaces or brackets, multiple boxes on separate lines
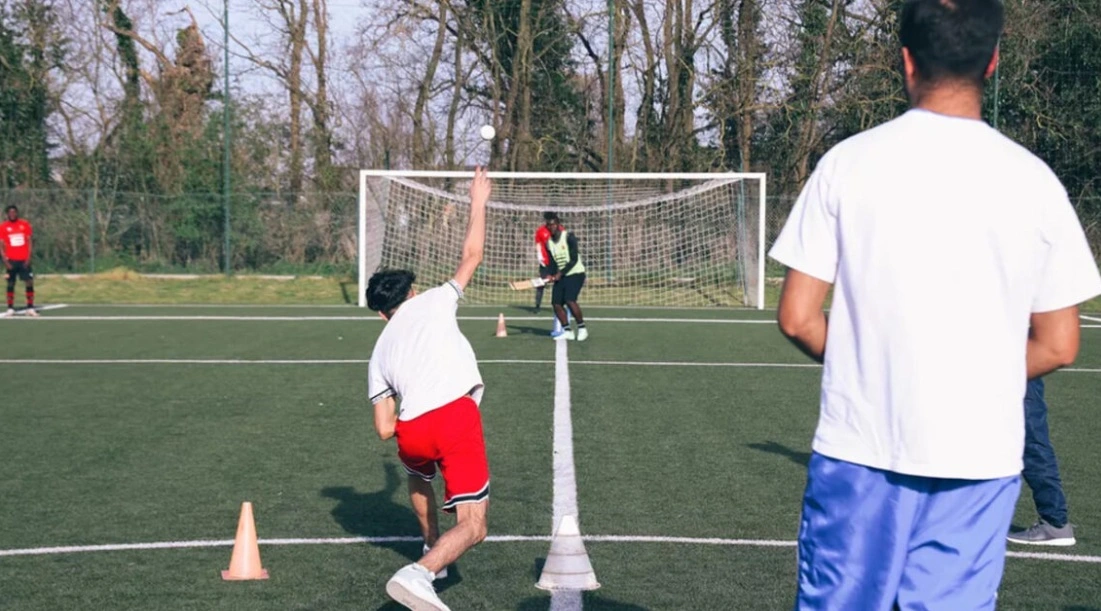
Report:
395,396,490,512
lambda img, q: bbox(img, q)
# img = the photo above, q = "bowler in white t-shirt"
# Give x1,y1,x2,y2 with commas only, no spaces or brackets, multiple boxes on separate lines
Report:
367,168,492,611
769,1,1101,609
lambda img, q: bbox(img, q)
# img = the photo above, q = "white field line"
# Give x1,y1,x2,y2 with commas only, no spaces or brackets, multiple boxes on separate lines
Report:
0,359,545,365
5,358,1101,374
53,304,357,308
1,535,1098,564
551,338,583,610
1080,315,1101,323
20,314,1101,330
54,304,768,311
0,358,811,368
18,315,773,323
0,359,376,365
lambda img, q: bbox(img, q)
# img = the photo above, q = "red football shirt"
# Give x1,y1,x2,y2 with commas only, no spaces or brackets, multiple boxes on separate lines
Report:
1,219,33,261
535,226,552,266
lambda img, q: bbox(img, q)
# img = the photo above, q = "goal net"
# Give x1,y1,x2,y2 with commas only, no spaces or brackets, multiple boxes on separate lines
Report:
358,171,767,309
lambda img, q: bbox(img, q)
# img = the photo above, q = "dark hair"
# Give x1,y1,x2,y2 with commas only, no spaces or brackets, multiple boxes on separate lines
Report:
900,0,1004,87
5,205,16,213
366,269,416,316
543,211,560,222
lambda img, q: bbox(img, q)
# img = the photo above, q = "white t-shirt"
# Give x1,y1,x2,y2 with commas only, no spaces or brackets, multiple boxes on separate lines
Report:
368,280,484,421
769,109,1101,480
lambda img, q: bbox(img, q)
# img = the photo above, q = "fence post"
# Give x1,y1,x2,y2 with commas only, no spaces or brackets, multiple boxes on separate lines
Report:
89,190,96,274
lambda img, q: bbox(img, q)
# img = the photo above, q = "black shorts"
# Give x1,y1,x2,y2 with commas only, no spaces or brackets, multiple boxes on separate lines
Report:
552,273,585,305
539,265,552,279
6,260,33,283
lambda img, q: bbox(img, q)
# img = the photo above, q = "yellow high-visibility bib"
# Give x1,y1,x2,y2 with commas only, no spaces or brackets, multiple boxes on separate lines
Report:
548,231,585,276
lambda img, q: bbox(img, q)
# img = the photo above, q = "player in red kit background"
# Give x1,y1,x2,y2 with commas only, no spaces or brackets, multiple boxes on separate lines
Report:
1,205,36,317
534,223,552,312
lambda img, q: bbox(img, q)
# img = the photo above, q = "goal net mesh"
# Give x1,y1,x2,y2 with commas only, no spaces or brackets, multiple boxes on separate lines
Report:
361,173,764,308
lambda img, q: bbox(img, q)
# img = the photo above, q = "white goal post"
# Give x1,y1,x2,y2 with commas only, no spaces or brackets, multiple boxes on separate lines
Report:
358,170,767,309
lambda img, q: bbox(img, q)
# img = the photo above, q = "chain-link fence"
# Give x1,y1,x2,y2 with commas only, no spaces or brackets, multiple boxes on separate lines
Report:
10,189,1098,282
1,190,358,275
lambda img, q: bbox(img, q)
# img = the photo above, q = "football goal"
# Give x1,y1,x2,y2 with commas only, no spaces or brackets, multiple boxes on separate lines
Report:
358,170,767,309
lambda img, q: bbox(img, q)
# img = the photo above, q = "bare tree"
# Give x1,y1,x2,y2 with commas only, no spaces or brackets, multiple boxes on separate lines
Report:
307,0,334,187
410,0,448,168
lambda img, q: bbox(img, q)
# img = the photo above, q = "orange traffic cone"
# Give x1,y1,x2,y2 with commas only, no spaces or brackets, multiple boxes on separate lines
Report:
496,313,508,338
221,502,269,580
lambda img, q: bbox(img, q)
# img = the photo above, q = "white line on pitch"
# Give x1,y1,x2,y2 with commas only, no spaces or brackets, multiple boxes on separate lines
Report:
61,304,358,309
25,315,772,323
5,359,1101,374
551,338,583,610
1080,315,1101,323
570,360,819,368
0,359,375,365
57,304,766,311
1,535,1098,564
24,314,1101,329
0,359,545,365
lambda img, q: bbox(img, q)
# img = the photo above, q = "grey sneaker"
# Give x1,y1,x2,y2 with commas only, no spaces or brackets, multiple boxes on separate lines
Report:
1007,519,1076,546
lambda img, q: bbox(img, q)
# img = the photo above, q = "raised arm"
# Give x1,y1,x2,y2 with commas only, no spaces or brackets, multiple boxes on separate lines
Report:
453,167,491,290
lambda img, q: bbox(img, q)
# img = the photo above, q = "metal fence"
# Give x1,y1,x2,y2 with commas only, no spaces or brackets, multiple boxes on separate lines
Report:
7,189,1100,277
1,190,358,275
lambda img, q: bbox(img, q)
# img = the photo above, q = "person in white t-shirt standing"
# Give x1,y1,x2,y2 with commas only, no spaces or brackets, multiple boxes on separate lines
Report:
769,1,1101,609
367,168,491,611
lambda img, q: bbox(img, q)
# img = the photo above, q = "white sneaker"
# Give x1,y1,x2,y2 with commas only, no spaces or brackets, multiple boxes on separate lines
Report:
24,308,38,318
550,329,574,341
3,308,13,317
576,327,588,342
386,563,450,611
423,544,447,580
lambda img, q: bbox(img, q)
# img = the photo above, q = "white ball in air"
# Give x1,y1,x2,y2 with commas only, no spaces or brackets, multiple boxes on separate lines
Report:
480,125,496,141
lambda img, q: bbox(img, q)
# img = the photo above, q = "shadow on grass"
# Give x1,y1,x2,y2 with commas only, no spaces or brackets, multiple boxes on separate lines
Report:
321,463,420,563
325,464,467,597
509,324,552,336
747,441,811,468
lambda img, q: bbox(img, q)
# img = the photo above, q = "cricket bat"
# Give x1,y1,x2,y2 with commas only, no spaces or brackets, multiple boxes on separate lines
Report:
508,277,548,291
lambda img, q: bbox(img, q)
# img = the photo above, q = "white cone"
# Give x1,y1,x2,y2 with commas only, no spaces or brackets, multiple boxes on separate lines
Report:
536,515,600,591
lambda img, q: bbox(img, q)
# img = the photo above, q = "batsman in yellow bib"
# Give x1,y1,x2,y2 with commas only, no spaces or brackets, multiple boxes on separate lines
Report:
541,211,587,341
